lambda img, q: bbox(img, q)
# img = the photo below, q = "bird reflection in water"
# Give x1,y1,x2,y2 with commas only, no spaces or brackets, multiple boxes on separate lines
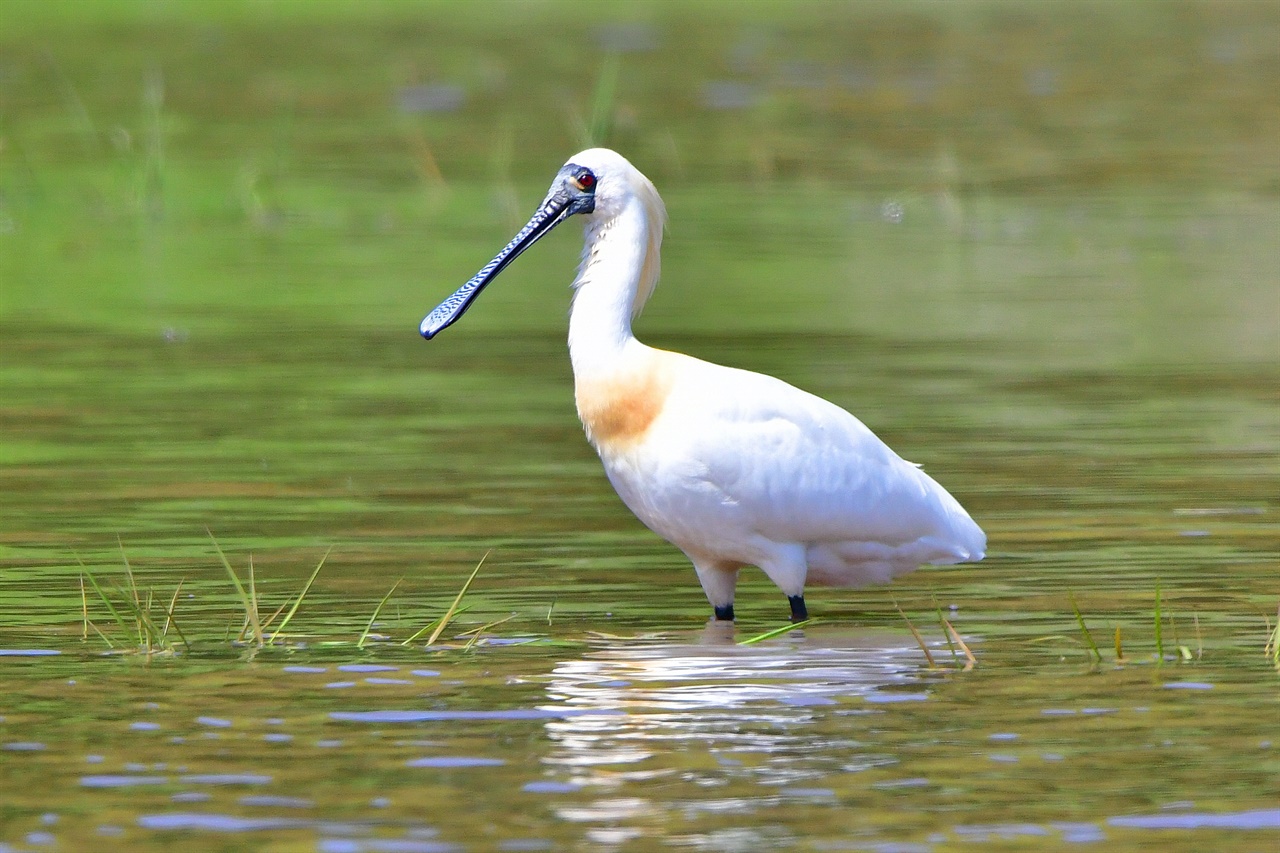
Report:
528,626,937,834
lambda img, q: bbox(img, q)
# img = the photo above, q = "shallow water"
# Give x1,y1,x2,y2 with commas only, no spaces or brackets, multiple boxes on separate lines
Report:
2,2,1279,851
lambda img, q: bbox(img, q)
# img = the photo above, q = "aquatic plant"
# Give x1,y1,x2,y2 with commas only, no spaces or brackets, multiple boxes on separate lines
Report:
1265,604,1280,672
78,546,188,655
1070,591,1103,665
78,537,330,655
73,541,509,655
891,599,976,671
737,620,812,645
401,552,487,647
359,578,403,649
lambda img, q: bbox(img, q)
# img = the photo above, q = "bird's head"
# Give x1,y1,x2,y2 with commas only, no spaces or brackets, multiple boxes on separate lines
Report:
545,147,653,222
420,148,662,339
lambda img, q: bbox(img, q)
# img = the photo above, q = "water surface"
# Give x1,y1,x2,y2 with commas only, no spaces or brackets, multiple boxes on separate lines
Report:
1,2,1277,850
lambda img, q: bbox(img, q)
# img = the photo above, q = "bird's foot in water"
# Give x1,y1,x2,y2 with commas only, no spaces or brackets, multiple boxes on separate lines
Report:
788,595,808,623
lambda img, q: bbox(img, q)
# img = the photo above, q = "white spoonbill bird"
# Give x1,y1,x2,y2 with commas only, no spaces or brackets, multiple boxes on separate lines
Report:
420,148,985,623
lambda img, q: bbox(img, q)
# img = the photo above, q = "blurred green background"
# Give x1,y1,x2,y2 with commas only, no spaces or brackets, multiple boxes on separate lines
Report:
3,0,1276,353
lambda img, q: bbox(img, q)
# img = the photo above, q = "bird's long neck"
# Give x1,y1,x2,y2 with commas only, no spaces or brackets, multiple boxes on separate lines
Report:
567,199,655,380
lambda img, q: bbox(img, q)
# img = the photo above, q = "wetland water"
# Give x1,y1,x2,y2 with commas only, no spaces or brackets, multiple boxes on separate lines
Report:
1,2,1278,850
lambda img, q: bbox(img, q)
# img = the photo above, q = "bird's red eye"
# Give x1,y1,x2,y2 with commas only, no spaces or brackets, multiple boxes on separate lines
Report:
577,171,596,190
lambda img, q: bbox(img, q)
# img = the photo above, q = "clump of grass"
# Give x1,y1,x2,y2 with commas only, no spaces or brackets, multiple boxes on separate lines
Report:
206,531,330,649
77,543,189,655
1052,584,1205,669
76,540,505,655
928,596,976,670
267,547,329,643
79,536,329,655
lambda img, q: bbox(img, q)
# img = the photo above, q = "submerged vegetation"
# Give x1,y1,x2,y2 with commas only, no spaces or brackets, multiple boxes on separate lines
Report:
66,537,1276,677
77,541,512,656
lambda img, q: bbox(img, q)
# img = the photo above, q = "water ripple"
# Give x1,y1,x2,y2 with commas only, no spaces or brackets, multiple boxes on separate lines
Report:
332,709,622,723
1108,808,1280,830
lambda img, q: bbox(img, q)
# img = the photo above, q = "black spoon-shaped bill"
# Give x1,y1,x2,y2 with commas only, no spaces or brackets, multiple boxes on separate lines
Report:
419,193,576,340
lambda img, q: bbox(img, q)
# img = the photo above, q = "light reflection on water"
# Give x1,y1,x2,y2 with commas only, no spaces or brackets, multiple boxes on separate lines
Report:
537,631,932,835
543,631,923,767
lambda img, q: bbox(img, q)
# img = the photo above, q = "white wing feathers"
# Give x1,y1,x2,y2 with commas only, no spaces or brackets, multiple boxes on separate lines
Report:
660,358,985,563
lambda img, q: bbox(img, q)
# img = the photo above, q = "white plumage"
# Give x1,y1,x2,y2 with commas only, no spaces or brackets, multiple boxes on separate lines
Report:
422,147,985,622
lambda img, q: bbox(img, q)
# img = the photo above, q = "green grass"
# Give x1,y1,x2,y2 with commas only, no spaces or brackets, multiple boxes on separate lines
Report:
67,554,1280,676
359,578,402,649
737,620,812,646
74,544,517,656
894,601,936,669
79,537,334,655
208,531,264,647
1265,605,1280,672
1070,591,1103,665
402,553,487,647
78,545,189,655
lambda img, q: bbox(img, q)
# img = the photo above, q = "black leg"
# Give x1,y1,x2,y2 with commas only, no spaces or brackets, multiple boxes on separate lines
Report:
788,595,808,622
713,604,735,622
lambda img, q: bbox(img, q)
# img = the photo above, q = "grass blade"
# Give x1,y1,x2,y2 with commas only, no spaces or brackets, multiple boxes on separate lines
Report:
1193,611,1203,661
117,537,144,646
268,546,330,643
455,613,516,639
78,560,130,635
260,597,291,634
208,529,263,648
1069,591,1102,664
1154,580,1164,664
942,618,977,671
1114,625,1125,663
459,613,517,651
1266,604,1280,671
80,574,89,641
247,554,261,643
933,596,958,662
402,605,474,647
895,601,936,668
359,578,402,649
738,620,812,645
86,619,115,650
417,553,488,647
163,582,191,653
